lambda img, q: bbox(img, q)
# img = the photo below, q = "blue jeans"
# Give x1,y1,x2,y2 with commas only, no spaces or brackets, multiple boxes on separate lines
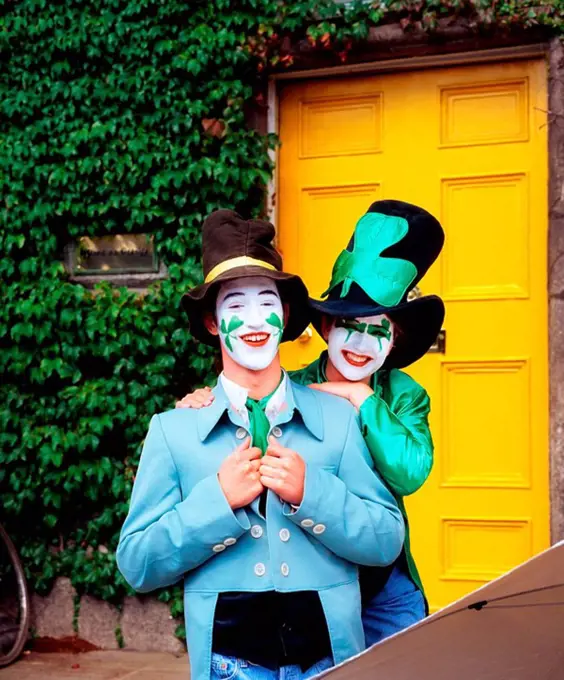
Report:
362,562,426,647
210,654,333,680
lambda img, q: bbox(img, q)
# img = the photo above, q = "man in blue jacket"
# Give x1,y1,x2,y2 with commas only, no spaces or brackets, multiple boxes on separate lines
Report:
117,210,405,680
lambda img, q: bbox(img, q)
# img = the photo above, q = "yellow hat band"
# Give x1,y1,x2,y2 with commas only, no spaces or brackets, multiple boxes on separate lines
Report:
204,256,277,284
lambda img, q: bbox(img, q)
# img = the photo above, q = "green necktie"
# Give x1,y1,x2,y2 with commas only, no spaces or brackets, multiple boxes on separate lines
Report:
245,393,272,456
246,391,278,515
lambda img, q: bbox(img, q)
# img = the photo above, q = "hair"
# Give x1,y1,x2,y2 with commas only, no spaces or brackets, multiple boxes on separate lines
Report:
390,317,403,350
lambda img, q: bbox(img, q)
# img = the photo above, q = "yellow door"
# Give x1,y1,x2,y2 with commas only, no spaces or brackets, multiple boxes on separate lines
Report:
278,59,549,612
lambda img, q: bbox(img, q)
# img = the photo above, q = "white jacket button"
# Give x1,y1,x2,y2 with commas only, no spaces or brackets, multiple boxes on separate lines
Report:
235,427,248,440
301,519,314,528
250,525,263,539
224,537,237,546
254,563,266,577
281,563,290,577
271,426,283,438
279,528,290,542
313,524,326,535
212,544,226,553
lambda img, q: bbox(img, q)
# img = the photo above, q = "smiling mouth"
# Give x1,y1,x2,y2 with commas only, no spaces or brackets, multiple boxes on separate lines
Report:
241,332,271,348
342,350,372,367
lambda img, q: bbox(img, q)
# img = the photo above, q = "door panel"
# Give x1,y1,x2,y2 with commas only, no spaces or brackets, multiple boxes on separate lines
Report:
278,59,549,612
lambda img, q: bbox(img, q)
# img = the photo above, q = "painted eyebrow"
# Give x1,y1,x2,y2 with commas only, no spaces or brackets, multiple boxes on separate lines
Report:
222,292,245,302
259,289,278,296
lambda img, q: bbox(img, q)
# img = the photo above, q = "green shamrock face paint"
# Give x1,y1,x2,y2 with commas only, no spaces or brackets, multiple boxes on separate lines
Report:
219,315,245,352
329,314,395,381
215,277,285,371
266,312,283,336
335,317,392,349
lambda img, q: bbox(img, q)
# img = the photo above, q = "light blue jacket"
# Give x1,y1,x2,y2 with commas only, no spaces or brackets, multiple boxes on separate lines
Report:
117,378,404,679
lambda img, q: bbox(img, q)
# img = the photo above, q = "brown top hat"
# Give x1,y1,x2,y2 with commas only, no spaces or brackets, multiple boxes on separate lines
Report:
182,209,310,346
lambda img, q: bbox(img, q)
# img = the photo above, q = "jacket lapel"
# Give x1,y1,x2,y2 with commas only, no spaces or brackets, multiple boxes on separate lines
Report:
197,382,231,441
278,380,324,441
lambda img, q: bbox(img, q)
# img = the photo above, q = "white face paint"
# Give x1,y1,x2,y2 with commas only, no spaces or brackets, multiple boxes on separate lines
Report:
327,314,394,381
215,276,285,371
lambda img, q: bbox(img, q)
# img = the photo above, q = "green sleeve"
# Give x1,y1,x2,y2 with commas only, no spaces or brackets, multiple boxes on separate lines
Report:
287,357,320,386
288,367,309,386
358,386,434,497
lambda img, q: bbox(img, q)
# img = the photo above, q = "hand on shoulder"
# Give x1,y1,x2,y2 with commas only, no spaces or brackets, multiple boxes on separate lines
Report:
175,386,214,409
308,381,373,411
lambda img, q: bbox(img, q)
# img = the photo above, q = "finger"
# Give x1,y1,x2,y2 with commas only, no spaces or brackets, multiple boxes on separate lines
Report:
307,382,336,391
241,446,263,461
260,465,287,479
243,461,261,481
266,438,286,455
308,382,344,396
236,437,251,451
261,455,286,469
260,475,283,491
177,389,213,407
267,440,293,459
250,459,261,472
195,389,214,404
233,437,251,462
175,400,191,409
178,395,204,407
179,397,206,409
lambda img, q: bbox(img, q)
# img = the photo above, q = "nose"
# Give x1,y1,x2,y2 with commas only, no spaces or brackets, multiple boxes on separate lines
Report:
246,301,264,328
356,331,372,353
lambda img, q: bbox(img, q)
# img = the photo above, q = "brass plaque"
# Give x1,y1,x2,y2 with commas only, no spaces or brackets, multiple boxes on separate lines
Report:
73,234,158,275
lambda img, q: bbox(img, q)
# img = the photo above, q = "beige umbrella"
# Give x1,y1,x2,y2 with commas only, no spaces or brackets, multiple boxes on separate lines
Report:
320,541,564,679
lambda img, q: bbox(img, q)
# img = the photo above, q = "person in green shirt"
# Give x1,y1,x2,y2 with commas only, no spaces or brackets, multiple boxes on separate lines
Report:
177,200,445,647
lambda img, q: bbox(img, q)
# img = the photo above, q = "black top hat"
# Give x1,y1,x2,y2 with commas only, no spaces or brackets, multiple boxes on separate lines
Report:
309,200,445,369
182,210,310,346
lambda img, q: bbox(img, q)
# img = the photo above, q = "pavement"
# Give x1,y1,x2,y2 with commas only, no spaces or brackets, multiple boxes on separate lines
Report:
1,651,190,679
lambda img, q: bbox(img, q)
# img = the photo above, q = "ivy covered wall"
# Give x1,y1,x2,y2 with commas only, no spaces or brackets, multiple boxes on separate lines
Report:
0,0,561,634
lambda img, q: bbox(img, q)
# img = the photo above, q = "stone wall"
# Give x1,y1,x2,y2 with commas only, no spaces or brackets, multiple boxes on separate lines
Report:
30,578,185,654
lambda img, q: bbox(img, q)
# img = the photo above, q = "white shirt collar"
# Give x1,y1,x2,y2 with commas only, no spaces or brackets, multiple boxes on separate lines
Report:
219,371,289,427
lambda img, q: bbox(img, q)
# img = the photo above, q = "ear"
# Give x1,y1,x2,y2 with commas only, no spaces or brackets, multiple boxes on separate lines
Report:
204,312,219,336
320,315,333,342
